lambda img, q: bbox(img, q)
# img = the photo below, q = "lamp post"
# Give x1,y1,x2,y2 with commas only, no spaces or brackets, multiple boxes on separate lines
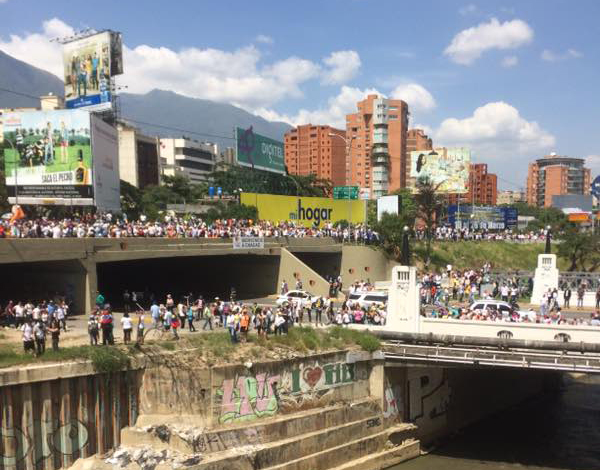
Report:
4,138,18,205
329,133,354,222
545,225,552,254
401,225,411,266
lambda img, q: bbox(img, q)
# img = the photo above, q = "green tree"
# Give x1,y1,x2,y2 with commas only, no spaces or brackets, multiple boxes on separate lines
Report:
374,213,411,261
120,180,143,218
557,225,600,271
414,176,445,267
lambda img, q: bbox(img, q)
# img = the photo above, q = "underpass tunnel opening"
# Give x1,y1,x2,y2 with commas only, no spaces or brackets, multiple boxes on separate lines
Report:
292,252,342,283
96,254,279,309
0,260,87,314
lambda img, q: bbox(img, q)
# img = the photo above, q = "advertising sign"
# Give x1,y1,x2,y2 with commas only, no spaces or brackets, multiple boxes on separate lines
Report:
3,109,94,205
377,195,402,221
410,147,470,193
333,186,359,199
233,236,265,249
63,31,115,111
591,175,600,200
2,110,120,208
236,126,285,174
240,193,366,227
448,205,518,230
90,115,120,211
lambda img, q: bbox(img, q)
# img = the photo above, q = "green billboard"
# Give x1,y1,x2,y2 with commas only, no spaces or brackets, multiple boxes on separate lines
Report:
236,126,285,175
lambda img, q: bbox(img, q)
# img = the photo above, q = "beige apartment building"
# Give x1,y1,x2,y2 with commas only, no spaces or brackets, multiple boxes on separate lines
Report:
346,94,409,198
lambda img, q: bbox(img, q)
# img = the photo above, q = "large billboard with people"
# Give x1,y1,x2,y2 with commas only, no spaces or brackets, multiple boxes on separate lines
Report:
62,31,123,111
409,147,470,193
2,109,120,210
240,193,366,227
236,126,285,174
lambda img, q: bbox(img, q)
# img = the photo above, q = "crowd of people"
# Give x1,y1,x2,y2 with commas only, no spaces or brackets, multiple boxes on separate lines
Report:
424,226,550,242
0,213,379,242
1,299,69,356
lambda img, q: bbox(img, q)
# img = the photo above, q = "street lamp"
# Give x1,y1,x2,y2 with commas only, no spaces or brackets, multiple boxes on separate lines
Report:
329,133,355,222
545,225,552,254
401,225,411,266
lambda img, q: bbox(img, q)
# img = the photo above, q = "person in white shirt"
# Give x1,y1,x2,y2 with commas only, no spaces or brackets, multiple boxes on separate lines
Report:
121,312,133,344
21,319,35,353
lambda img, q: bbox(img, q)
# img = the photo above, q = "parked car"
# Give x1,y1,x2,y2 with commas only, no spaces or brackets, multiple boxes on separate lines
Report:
276,290,319,308
347,291,388,309
468,300,533,320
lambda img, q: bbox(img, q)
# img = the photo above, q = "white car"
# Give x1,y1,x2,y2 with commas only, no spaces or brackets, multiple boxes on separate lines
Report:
347,291,388,309
469,300,533,320
276,290,319,308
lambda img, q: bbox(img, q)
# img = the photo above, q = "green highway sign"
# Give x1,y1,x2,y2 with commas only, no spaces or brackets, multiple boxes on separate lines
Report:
333,186,359,200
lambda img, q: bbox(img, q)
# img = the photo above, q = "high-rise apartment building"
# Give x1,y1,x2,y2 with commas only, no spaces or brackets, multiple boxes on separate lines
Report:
284,124,346,186
448,163,498,205
526,154,591,207
407,128,432,154
346,94,409,198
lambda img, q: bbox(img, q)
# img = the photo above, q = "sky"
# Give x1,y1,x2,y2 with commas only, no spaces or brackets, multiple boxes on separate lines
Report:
1,0,599,190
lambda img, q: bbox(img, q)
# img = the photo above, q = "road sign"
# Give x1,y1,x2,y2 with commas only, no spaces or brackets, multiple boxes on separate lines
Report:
333,186,359,200
591,175,600,199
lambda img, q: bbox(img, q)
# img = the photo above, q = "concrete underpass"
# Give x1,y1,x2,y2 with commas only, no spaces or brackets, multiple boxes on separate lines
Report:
0,259,88,313
96,254,281,308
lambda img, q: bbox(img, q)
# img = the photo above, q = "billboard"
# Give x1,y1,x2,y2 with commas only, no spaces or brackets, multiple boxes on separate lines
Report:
377,195,401,221
90,115,120,211
2,109,120,209
448,205,518,230
240,193,366,227
63,31,122,111
236,126,285,174
410,147,470,193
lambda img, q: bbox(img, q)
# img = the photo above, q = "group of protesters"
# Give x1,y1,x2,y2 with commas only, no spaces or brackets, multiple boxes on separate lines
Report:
0,213,380,242
1,298,69,356
424,226,550,243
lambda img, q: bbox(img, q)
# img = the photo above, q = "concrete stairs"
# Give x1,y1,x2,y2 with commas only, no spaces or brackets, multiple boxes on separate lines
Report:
118,398,420,470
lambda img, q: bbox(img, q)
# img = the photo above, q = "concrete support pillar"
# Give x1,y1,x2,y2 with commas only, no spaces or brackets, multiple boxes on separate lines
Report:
40,381,54,470
80,259,98,315
77,377,90,459
59,379,73,469
369,359,386,413
21,384,35,470
1,387,17,470
112,373,122,447
94,376,105,453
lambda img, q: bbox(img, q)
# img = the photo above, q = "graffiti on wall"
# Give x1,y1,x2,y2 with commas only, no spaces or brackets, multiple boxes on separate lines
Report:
217,373,280,424
0,418,89,466
383,378,400,419
408,369,450,423
216,360,364,424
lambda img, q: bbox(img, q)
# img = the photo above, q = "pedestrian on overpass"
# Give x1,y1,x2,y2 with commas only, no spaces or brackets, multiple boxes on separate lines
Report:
563,286,571,308
577,285,585,310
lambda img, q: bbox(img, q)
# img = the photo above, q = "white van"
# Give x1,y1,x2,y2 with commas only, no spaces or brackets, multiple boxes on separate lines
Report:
347,291,388,309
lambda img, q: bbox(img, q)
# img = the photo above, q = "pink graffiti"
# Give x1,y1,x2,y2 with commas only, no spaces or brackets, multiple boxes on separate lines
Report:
219,373,280,424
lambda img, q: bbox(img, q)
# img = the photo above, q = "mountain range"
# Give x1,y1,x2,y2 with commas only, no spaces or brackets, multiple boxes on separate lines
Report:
0,50,291,150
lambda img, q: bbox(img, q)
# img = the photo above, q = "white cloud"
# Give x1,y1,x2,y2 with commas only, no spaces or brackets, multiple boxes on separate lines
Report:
255,85,381,129
0,18,363,112
541,48,583,62
0,0,10,4
435,101,555,155
321,50,361,85
255,34,273,44
586,155,600,177
390,83,436,112
459,4,477,15
501,55,518,67
0,18,71,77
444,17,533,65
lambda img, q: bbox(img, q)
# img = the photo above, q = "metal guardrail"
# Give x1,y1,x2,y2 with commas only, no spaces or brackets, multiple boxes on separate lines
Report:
383,342,600,373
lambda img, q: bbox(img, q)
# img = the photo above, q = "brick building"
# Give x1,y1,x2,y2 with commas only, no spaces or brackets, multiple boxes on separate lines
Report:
346,94,409,198
526,154,591,207
407,128,432,154
449,163,498,205
284,124,346,186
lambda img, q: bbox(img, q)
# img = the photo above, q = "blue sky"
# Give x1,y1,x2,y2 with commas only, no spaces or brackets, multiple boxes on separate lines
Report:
1,0,599,189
